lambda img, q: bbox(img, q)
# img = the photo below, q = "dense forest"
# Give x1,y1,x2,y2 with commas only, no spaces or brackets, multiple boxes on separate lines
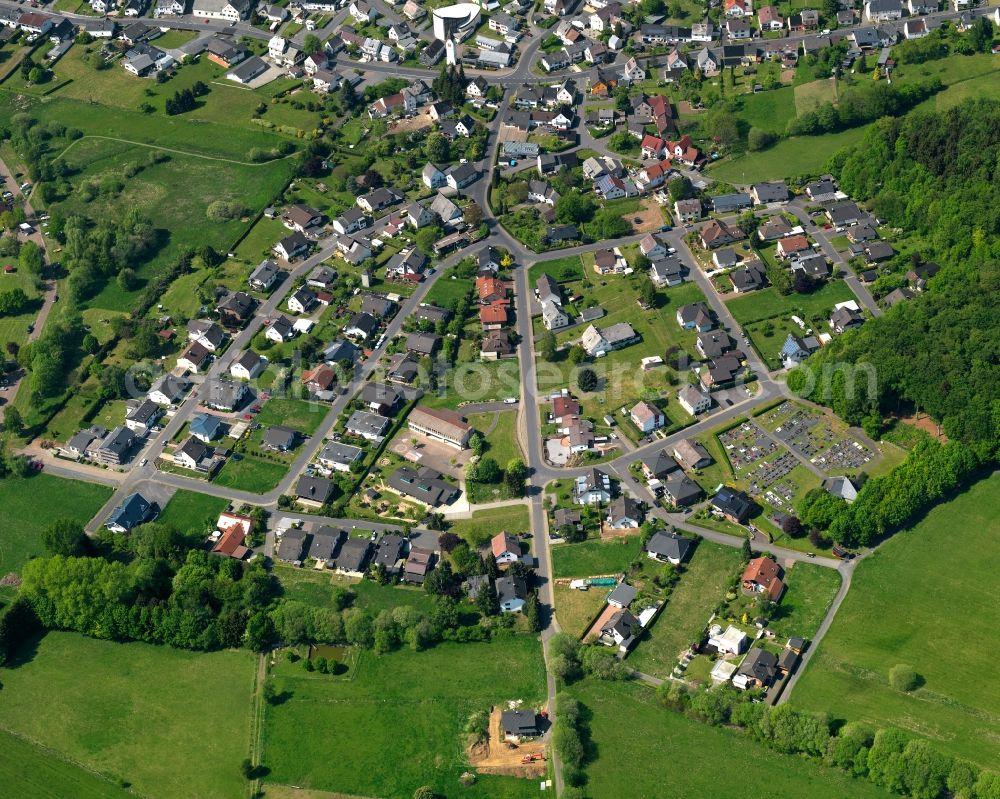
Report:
788,100,999,544
790,100,999,454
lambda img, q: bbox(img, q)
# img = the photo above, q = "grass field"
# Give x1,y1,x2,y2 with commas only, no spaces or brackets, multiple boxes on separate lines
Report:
0,729,134,799
551,536,641,579
467,410,521,466
569,679,894,798
276,564,436,615
262,639,546,799
527,255,585,285
212,454,288,494
0,632,255,799
50,135,293,310
425,274,474,308
537,278,708,409
793,78,838,115
738,86,797,134
708,126,871,184
770,561,841,641
627,541,742,678
448,504,530,547
793,474,1000,769
553,583,609,638
155,489,228,538
254,397,330,436
726,281,856,325
0,268,42,348
0,475,111,601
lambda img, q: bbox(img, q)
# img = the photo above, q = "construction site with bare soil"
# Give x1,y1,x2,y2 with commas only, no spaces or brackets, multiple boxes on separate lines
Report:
466,706,549,779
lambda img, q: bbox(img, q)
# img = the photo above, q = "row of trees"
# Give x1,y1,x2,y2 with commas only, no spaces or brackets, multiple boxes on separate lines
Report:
656,683,1000,799
794,439,981,546
786,77,942,137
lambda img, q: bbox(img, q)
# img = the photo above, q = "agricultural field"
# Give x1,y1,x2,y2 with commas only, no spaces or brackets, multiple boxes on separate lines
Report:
551,536,642,579
448,504,531,547
0,729,133,799
0,475,111,601
627,541,742,679
261,639,547,799
0,632,256,799
569,680,894,799
155,490,229,539
793,474,1000,769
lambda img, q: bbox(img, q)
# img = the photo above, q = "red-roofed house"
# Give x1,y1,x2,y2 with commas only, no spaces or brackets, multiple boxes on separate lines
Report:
212,512,252,560
742,556,785,601
758,5,784,29
477,276,511,305
776,234,811,258
725,0,752,16
552,395,581,423
492,531,521,564
480,305,509,329
641,135,667,160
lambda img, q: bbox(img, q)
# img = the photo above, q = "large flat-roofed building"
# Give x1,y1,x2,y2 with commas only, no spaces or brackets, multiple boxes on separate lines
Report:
407,405,473,449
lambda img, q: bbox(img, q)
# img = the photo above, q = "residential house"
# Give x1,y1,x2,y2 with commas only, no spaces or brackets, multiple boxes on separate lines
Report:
712,485,753,523
780,333,820,367
734,648,778,689
336,538,372,577
480,329,515,360
492,532,521,564
580,322,639,357
758,5,784,29
750,181,788,205
677,385,711,415
105,492,154,533
730,261,767,293
202,379,248,412
673,438,712,470
699,219,742,249
230,350,266,380
663,474,702,507
288,286,317,315
295,476,335,508
345,410,391,441
190,413,224,443
676,302,714,332
274,231,310,260
318,441,364,473
345,311,379,340
497,574,528,612
302,364,337,397
574,468,613,505
646,531,693,565
630,400,665,433
599,608,640,651
148,374,191,406
177,341,212,373
266,315,295,344
249,259,280,292
606,496,643,528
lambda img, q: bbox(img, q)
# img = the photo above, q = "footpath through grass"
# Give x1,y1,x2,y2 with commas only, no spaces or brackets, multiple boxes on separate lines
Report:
793,473,1000,769
570,679,894,798
262,638,546,799
0,632,256,799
